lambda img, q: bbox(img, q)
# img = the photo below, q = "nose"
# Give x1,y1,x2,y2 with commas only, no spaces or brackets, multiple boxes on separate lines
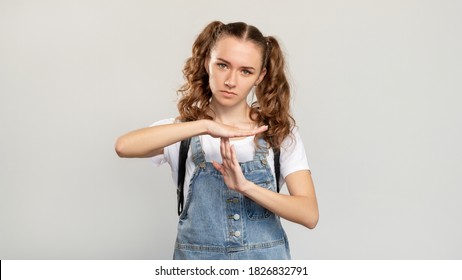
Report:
224,71,237,88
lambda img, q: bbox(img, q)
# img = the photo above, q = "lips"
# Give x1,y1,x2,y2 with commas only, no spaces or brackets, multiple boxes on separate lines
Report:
220,90,237,96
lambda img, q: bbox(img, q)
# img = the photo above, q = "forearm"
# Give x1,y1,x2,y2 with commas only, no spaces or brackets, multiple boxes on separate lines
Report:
115,120,208,158
213,139,319,228
242,181,319,229
116,119,269,158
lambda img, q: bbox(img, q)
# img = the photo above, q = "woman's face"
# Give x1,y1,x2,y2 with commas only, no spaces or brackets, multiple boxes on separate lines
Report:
206,36,267,109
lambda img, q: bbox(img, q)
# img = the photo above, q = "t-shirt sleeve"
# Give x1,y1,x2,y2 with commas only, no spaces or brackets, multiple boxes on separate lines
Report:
149,118,178,167
279,127,310,179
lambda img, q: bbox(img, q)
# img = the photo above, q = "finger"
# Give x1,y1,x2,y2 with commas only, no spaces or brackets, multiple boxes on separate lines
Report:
212,160,224,174
245,125,268,136
222,138,232,167
255,125,269,134
220,137,227,160
230,144,239,167
226,140,235,169
220,138,231,170
234,125,268,137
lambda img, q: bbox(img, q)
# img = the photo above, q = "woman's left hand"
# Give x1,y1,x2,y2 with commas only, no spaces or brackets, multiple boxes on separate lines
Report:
212,137,250,193
212,138,319,229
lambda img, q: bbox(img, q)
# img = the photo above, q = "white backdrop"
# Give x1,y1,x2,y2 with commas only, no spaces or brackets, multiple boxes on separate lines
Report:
1,0,461,259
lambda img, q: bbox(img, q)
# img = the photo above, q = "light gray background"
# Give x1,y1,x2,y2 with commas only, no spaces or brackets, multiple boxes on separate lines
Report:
1,0,461,259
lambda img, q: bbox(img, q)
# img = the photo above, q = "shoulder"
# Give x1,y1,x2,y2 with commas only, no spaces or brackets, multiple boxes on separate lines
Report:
280,126,303,151
149,117,181,167
279,126,310,176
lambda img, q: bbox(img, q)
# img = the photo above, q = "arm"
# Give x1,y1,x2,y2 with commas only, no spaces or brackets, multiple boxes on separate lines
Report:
243,170,319,229
212,138,319,229
115,119,268,158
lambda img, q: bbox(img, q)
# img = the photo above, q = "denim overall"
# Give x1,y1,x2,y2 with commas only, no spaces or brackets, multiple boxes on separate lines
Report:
173,136,291,260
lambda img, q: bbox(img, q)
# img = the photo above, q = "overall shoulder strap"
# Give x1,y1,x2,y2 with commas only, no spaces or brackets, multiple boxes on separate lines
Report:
177,138,191,216
273,148,281,193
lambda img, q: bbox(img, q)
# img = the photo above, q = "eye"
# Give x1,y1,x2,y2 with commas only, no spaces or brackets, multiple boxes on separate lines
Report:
217,63,228,69
242,69,253,75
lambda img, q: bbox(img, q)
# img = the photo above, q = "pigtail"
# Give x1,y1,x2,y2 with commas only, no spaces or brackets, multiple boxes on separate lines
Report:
255,36,295,149
177,21,224,121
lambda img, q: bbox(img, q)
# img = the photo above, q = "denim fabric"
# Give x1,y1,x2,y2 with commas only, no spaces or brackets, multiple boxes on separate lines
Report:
173,136,291,260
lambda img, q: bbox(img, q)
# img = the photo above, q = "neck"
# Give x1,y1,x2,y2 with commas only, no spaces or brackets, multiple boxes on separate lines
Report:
209,99,252,126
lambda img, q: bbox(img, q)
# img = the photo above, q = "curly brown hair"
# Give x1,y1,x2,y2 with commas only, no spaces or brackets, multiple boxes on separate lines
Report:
177,21,295,149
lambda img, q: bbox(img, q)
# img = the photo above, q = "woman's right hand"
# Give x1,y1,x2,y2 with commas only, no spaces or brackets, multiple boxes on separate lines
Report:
115,119,268,158
204,120,268,138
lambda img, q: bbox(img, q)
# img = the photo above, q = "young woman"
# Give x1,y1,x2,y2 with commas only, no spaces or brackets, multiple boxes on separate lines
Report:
115,21,319,260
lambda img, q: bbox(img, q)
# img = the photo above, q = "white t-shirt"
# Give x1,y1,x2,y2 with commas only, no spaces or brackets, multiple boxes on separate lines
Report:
150,118,310,197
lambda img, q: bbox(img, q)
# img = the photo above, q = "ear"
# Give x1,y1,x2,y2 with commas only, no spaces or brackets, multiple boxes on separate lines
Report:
255,68,267,86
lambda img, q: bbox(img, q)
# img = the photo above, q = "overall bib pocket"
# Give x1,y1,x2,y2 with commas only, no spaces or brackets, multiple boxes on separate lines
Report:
244,169,276,220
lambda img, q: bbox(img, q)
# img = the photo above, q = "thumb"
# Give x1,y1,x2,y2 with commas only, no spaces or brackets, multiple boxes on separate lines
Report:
212,161,223,172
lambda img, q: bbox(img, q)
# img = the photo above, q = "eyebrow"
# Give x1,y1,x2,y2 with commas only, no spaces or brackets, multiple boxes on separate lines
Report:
217,58,256,70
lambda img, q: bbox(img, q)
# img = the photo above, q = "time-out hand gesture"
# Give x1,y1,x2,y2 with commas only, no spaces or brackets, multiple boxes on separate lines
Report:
212,137,250,193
